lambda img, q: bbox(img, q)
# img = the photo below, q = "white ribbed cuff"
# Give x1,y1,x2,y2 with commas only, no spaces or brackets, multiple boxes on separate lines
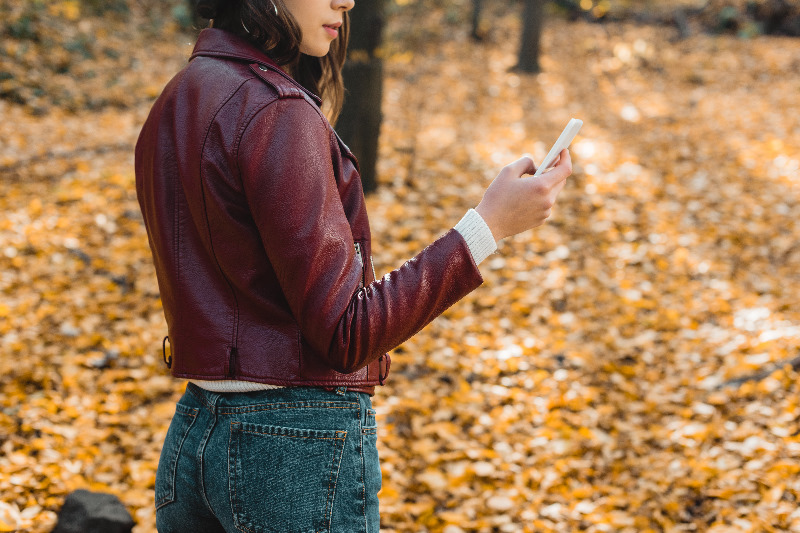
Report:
454,208,497,265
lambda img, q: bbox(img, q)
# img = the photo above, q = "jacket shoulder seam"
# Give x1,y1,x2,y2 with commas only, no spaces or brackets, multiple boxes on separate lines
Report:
235,91,330,175
233,79,284,176
248,63,321,104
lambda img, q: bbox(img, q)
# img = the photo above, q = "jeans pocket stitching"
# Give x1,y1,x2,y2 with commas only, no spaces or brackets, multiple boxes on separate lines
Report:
323,431,347,531
220,401,359,415
229,422,347,533
155,406,198,510
359,428,367,530
363,408,377,430
229,422,255,533
360,427,381,532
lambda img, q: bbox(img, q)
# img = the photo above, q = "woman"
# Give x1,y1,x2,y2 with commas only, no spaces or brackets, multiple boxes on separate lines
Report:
135,0,572,531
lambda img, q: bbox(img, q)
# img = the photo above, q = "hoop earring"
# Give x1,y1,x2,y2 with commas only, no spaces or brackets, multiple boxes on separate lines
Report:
271,1,278,15
241,18,250,33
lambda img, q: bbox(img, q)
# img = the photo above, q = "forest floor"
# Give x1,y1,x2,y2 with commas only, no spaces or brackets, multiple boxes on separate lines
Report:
1,1,800,532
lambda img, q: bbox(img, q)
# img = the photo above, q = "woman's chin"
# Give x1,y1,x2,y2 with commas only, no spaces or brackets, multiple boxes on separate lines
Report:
300,43,332,58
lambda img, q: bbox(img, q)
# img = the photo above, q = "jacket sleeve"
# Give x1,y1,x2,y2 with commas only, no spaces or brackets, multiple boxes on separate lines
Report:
238,98,483,374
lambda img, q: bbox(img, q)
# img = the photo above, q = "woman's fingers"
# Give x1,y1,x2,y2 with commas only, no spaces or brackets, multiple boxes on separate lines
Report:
504,155,536,179
537,149,572,184
476,150,574,241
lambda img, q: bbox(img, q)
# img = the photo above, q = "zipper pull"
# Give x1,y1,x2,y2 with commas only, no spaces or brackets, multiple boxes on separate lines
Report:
354,242,364,288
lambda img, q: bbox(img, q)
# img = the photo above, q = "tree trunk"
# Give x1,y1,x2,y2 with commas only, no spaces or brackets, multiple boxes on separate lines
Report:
471,0,484,41
336,1,386,194
516,0,546,73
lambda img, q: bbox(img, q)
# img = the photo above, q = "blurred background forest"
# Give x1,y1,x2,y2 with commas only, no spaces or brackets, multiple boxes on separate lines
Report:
1,0,800,531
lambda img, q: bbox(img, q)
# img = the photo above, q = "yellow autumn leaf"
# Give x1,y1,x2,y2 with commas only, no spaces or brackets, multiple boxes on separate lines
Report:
0,502,21,532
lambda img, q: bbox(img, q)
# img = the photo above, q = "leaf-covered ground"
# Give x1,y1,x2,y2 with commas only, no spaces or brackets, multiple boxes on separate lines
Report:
1,1,800,532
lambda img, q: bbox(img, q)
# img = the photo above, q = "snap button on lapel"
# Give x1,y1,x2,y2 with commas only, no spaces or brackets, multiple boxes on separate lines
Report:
258,65,269,71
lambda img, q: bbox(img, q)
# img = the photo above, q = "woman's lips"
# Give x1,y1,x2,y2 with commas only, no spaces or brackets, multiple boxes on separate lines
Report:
323,23,340,38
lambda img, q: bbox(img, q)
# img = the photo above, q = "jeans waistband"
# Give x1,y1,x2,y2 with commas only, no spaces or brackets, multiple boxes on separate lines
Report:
185,382,366,415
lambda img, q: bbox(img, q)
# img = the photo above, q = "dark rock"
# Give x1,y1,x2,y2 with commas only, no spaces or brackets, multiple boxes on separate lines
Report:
52,490,134,533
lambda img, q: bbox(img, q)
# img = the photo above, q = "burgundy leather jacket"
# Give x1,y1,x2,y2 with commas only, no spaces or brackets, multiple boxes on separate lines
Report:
135,29,483,394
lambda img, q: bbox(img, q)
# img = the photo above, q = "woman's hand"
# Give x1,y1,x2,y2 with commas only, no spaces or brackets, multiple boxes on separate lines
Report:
475,150,572,241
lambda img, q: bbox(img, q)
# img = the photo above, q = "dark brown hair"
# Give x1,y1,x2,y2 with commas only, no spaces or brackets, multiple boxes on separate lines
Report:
194,0,349,123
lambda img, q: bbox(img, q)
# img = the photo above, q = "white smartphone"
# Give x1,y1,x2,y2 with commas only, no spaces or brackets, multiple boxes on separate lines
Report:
533,118,583,177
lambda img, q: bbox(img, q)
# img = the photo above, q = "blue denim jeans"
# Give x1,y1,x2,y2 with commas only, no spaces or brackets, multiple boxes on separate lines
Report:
155,383,381,533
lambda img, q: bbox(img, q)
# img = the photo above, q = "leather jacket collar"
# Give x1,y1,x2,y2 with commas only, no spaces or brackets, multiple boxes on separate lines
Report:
190,28,322,106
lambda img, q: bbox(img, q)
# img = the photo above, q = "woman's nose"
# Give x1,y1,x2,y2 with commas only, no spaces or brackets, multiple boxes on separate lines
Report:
334,0,355,12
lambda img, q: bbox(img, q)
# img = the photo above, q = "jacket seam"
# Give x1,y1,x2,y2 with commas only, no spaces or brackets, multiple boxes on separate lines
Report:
233,77,323,189
297,326,303,378
233,84,282,188
198,76,252,361
172,150,181,334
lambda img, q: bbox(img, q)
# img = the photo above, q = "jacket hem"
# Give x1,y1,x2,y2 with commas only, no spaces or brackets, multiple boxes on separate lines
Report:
171,371,385,388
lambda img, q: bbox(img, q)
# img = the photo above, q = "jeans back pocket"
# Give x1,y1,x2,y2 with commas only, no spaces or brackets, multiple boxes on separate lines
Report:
229,421,347,533
155,403,199,510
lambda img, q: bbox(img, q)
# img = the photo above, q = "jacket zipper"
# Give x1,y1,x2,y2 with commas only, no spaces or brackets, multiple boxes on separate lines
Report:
354,242,365,288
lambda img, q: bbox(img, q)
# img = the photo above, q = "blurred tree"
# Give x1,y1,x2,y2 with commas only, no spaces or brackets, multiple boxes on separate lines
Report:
515,0,546,73
183,0,210,31
336,0,387,194
471,0,485,41
79,0,129,16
